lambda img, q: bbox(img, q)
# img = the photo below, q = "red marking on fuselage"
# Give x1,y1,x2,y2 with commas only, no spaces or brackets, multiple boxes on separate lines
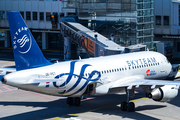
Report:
146,69,150,76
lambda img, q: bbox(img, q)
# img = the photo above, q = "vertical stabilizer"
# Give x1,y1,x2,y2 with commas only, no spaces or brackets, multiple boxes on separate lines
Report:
7,11,51,71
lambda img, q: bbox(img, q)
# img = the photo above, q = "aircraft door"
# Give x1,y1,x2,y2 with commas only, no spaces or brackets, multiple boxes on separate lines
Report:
160,57,166,77
160,60,165,74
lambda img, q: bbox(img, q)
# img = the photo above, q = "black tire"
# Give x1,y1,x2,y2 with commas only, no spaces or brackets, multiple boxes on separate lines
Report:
67,97,74,106
74,97,81,106
127,102,135,112
121,101,127,111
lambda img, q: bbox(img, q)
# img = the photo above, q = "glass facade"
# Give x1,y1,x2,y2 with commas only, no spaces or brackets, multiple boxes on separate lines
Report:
47,33,64,50
0,11,5,19
179,5,180,26
0,29,5,47
32,32,42,49
63,0,154,49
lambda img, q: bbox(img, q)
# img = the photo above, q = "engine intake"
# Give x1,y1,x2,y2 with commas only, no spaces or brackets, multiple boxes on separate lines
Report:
148,85,178,102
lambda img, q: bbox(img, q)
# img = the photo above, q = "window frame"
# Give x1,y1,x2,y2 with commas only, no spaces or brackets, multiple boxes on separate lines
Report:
33,12,37,20
26,11,31,20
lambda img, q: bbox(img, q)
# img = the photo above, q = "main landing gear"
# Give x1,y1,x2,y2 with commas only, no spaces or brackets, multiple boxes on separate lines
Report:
121,89,135,112
66,97,81,106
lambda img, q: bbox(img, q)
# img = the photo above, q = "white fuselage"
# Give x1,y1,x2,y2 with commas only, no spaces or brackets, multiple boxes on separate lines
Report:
4,51,172,97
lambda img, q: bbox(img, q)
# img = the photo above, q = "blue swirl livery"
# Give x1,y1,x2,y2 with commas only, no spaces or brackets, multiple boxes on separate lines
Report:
53,61,101,96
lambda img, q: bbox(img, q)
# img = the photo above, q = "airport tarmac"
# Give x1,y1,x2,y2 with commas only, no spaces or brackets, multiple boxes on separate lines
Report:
0,60,180,120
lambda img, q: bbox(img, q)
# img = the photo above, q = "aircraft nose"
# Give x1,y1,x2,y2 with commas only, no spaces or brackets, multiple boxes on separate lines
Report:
1,76,7,84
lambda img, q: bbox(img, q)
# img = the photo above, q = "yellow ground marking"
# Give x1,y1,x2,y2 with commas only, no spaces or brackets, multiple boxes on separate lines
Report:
51,97,148,120
0,62,14,65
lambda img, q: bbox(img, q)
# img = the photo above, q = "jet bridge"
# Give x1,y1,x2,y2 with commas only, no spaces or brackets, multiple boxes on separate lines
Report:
60,22,125,58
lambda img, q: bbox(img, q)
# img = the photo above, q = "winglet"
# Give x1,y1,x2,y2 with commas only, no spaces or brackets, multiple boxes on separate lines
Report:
7,11,52,71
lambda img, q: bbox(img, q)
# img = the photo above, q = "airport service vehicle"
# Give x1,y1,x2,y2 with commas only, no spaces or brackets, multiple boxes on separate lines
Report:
1,11,180,112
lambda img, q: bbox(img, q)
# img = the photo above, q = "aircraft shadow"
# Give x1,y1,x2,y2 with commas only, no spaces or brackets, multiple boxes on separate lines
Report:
169,92,180,108
0,93,169,120
135,105,166,111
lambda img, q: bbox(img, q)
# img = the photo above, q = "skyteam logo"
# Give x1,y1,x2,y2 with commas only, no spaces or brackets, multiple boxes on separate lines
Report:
17,34,29,48
146,69,157,76
13,27,32,54
52,61,101,96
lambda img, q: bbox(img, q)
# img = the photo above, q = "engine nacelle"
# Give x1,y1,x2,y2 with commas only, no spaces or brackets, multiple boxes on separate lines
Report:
149,85,178,102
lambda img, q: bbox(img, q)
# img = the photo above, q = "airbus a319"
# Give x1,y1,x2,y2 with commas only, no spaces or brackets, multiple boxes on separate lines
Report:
1,11,180,112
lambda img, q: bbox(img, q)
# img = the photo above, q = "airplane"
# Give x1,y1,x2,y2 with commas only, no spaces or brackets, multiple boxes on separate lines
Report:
1,11,180,112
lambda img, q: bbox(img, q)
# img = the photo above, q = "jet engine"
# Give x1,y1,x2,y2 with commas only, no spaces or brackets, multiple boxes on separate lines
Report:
148,85,178,102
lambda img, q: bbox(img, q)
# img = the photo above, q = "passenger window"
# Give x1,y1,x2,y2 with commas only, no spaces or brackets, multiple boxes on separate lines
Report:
117,69,119,71
109,70,111,73
112,69,114,72
104,70,106,73
129,67,131,70
122,68,124,71
114,69,116,72
107,70,109,73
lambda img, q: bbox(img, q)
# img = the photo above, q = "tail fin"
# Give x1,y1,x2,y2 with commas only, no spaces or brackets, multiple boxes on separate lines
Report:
7,11,51,71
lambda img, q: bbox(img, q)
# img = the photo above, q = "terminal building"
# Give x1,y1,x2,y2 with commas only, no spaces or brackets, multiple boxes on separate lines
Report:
0,0,154,59
75,0,154,49
154,0,180,58
0,0,65,51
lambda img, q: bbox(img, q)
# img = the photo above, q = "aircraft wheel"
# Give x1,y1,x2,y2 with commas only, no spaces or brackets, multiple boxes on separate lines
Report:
127,102,135,112
67,97,74,106
74,97,81,106
121,101,127,111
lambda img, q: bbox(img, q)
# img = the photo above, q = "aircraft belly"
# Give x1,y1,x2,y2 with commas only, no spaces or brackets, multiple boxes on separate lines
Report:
108,87,126,94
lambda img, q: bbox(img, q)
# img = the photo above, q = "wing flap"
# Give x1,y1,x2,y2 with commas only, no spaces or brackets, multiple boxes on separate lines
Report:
0,67,16,81
26,78,58,84
95,75,180,95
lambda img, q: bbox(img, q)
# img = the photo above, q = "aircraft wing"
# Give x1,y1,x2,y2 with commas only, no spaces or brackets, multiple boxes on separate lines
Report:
111,78,180,89
0,67,16,81
95,75,180,95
